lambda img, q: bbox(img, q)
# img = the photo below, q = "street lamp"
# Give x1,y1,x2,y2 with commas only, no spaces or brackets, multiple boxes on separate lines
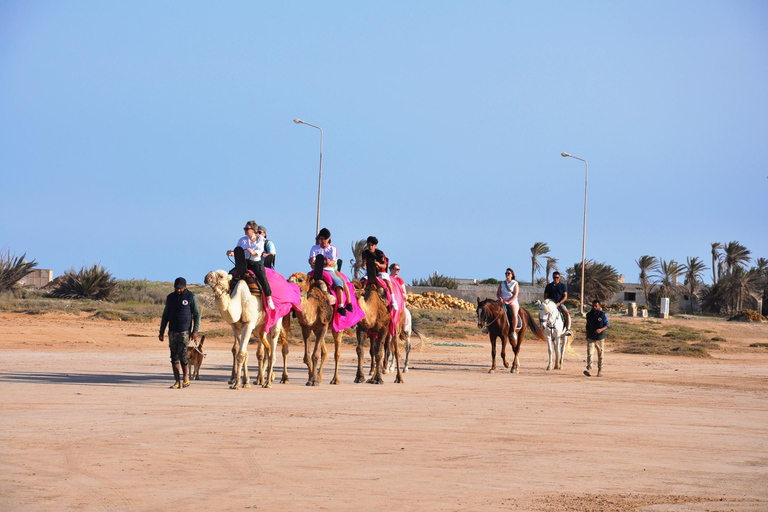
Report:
294,118,323,235
561,152,588,316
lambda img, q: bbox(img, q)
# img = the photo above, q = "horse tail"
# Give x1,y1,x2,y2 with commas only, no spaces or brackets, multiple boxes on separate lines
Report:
564,334,581,357
522,307,547,342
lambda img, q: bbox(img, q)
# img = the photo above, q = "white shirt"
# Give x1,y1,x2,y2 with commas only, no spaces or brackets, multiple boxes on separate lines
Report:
237,235,264,262
308,244,338,269
500,279,518,299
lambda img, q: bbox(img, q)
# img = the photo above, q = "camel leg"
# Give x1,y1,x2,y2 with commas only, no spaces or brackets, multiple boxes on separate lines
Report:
369,340,376,376
262,328,279,388
488,335,497,373
355,327,366,383
309,324,328,386
382,335,391,374
280,341,290,384
318,339,328,384
330,331,342,385
229,335,238,385
368,328,386,385
301,325,313,382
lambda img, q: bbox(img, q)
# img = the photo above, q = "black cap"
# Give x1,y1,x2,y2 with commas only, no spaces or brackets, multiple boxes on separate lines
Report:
174,277,187,289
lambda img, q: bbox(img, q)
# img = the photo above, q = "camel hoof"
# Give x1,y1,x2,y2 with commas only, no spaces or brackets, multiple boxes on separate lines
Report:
394,377,403,384
512,367,519,374
546,366,552,371
488,369,495,374
280,378,289,384
244,382,251,388
403,368,409,373
330,378,340,385
354,375,365,383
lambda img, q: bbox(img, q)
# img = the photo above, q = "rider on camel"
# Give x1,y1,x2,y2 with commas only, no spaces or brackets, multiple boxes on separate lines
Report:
362,236,399,311
544,271,571,335
308,227,354,317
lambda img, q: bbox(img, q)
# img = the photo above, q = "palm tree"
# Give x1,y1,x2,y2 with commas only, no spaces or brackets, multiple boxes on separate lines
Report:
544,256,559,282
635,255,659,307
349,239,368,280
567,260,621,304
683,256,707,314
722,241,751,275
530,242,550,286
654,259,685,310
710,242,722,284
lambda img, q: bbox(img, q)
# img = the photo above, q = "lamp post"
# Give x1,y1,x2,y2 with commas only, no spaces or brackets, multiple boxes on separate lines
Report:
561,152,588,316
293,118,323,235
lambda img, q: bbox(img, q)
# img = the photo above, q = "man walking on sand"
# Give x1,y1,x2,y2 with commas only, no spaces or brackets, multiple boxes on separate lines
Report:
584,299,609,377
159,277,201,388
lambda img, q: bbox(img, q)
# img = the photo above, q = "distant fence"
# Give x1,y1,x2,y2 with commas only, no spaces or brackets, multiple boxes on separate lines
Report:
409,284,545,304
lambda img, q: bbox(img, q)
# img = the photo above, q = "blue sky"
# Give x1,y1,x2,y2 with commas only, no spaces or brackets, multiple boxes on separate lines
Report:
2,1,767,287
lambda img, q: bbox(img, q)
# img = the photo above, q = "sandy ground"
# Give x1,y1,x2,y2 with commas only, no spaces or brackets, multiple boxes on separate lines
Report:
1,312,767,512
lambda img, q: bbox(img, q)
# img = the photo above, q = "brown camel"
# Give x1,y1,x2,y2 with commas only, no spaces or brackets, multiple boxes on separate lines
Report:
354,263,403,384
288,266,344,386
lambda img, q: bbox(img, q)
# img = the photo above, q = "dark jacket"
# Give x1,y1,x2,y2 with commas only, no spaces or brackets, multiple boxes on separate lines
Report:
160,290,200,334
585,308,609,340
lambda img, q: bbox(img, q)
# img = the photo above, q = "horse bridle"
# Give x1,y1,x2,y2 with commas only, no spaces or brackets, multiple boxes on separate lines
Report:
478,303,504,330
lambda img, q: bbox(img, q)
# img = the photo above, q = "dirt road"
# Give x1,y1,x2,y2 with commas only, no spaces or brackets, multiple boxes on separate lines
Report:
1,312,766,511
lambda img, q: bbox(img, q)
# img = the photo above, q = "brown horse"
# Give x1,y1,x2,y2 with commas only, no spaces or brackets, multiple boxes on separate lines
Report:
476,298,546,373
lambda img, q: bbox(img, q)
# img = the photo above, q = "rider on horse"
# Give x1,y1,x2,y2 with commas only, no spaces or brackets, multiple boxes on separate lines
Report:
544,271,572,335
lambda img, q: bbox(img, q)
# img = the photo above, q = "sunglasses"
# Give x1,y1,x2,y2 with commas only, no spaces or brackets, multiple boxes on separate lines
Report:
244,227,253,231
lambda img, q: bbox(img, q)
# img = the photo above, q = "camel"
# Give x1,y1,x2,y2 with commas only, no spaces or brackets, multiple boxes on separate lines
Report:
288,270,343,386
354,263,404,384
204,270,284,389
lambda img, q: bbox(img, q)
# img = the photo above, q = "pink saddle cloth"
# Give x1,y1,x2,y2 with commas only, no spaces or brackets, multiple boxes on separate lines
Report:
363,276,403,337
262,268,303,333
306,270,366,332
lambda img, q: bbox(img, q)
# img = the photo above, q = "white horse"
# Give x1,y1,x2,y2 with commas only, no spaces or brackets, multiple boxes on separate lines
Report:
537,299,572,370
385,308,425,373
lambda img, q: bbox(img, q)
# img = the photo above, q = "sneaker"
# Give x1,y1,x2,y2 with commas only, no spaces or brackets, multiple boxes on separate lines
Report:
345,303,354,313
583,370,591,377
481,327,489,334
267,297,275,310
565,329,573,336
337,306,347,316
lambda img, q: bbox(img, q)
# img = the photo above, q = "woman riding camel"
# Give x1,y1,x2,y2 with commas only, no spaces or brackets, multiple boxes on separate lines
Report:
496,268,520,340
226,220,274,310
308,228,354,316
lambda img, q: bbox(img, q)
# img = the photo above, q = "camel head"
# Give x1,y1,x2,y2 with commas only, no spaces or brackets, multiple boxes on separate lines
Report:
204,270,231,296
288,272,309,293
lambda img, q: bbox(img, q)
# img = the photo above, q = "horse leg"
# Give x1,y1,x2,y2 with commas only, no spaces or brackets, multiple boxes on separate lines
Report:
511,329,523,374
355,327,366,383
393,330,404,384
403,332,411,373
330,331,342,385
501,330,510,369
546,330,554,371
488,335,497,373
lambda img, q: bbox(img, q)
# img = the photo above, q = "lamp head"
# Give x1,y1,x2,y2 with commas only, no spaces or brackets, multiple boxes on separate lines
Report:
293,119,303,125
561,152,571,157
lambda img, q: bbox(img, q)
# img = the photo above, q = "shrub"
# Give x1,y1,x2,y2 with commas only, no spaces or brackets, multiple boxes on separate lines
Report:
411,272,458,289
0,250,37,292
478,278,499,285
50,264,117,300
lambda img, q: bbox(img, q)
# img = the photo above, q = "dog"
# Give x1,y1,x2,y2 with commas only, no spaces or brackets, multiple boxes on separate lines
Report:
187,335,206,380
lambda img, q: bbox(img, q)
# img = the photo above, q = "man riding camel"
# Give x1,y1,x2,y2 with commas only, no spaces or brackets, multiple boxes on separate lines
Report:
544,271,572,335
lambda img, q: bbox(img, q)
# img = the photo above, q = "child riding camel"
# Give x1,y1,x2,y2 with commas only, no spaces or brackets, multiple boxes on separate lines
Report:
308,228,354,316
362,236,399,311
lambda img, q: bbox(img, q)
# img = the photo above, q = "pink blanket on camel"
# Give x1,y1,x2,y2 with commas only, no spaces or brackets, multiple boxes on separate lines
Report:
307,270,366,332
262,268,303,333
